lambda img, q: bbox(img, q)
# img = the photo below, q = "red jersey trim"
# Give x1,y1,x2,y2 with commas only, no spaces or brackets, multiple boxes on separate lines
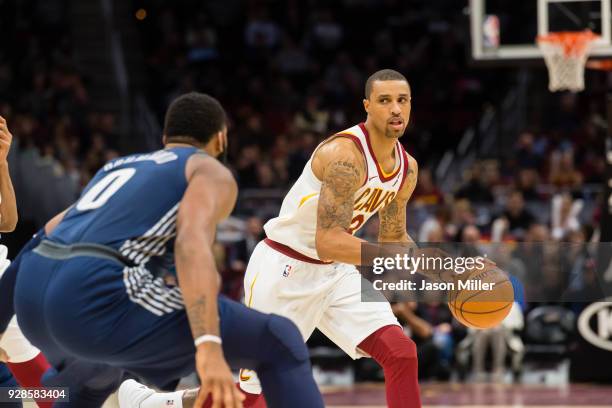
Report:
264,238,333,265
358,122,402,182
398,147,411,191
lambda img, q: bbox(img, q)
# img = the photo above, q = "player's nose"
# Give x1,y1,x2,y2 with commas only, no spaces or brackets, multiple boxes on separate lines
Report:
390,102,402,115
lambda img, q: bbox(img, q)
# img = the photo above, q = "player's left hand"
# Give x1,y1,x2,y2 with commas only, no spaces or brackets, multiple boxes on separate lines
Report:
0,116,13,164
194,343,244,408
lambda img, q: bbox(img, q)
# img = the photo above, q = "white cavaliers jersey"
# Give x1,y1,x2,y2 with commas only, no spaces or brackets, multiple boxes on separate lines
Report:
264,123,411,260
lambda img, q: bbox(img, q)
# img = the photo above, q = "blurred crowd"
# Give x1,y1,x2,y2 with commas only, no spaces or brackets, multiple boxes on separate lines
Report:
0,0,120,235
137,0,504,189
0,0,608,384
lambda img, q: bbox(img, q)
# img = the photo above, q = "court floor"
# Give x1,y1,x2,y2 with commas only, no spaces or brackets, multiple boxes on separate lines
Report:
323,382,612,407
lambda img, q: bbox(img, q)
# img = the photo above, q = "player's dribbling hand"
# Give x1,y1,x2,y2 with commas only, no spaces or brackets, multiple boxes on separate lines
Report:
0,116,12,164
195,343,245,408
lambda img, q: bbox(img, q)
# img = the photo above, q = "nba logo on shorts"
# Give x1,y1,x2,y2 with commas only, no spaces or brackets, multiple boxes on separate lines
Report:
283,264,292,277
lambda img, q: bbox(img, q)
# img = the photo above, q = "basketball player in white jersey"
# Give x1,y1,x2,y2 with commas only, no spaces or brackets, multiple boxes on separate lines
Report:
239,69,422,408
0,115,55,408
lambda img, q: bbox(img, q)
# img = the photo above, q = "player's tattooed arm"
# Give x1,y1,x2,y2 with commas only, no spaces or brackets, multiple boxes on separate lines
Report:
176,156,235,339
313,138,367,265
176,155,244,408
184,296,210,338
318,159,362,230
378,155,418,243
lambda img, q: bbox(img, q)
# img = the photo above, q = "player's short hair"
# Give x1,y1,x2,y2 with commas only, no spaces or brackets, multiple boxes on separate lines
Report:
163,92,227,145
365,69,409,99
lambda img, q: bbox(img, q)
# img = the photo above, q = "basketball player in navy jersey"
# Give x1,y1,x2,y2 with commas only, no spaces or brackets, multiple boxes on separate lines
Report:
9,93,324,407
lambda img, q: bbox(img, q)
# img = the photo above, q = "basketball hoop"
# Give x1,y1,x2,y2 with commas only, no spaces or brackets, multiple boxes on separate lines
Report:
537,30,600,92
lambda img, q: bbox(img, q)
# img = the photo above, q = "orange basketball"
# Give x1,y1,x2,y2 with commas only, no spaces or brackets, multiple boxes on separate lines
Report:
447,265,514,329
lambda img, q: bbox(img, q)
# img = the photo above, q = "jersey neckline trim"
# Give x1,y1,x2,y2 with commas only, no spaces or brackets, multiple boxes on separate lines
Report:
358,122,402,182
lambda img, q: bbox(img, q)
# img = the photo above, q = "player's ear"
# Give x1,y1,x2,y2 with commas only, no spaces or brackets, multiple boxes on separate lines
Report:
216,131,225,154
363,98,369,113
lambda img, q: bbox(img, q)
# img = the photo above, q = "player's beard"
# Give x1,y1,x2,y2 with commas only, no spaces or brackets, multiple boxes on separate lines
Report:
385,125,405,139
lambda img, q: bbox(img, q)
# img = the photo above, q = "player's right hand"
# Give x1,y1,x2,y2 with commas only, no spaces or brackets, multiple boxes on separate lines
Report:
0,116,13,164
195,343,244,408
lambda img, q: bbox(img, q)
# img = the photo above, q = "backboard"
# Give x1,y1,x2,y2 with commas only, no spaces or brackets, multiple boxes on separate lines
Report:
470,0,612,61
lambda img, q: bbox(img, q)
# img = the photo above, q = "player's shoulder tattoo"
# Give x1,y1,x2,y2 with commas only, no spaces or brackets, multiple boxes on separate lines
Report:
317,156,363,230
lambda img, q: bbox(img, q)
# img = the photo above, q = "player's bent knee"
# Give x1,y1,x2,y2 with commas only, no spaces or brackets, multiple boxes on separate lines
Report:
264,314,309,365
388,334,417,361
363,325,418,366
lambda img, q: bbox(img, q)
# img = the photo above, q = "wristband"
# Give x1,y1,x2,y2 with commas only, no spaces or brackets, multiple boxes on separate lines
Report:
194,335,222,347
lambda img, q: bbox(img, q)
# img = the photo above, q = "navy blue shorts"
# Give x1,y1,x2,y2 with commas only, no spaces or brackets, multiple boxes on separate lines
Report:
13,251,307,387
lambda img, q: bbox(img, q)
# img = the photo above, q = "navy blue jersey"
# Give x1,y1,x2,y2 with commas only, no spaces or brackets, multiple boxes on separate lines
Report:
50,146,200,261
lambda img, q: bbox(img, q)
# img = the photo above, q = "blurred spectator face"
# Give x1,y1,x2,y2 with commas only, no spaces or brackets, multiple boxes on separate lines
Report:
246,216,263,237
247,115,262,132
507,191,525,215
517,132,534,150
364,79,411,139
419,168,435,191
91,133,106,151
435,205,451,224
482,160,500,186
518,169,538,189
559,150,574,169
566,229,586,258
306,95,319,112
257,163,274,187
453,199,474,225
528,224,549,242
461,225,481,243
240,145,260,164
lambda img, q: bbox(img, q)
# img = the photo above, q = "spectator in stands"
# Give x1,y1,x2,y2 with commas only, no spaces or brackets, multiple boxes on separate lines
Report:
455,162,494,203
515,168,540,201
288,131,317,181
549,149,583,192
418,205,451,242
515,131,544,170
293,94,329,135
447,199,476,241
231,215,266,270
412,168,444,207
492,190,535,241
551,192,583,240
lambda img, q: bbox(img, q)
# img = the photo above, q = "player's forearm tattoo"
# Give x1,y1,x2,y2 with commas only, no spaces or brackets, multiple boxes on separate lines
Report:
379,198,408,241
186,296,208,337
318,160,362,230
379,168,415,241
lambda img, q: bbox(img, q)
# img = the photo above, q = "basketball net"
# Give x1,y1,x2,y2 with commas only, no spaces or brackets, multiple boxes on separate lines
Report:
537,30,600,92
